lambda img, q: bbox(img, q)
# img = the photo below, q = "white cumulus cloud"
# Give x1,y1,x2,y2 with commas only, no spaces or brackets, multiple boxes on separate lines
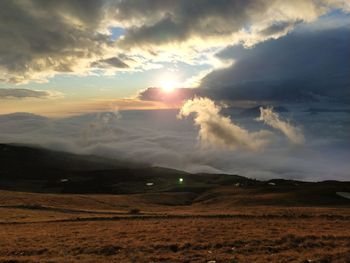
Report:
257,107,305,145
178,97,271,151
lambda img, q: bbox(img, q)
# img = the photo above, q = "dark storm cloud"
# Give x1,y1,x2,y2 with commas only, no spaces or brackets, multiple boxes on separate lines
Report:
0,0,111,83
200,25,350,103
120,14,188,46
116,0,266,47
115,0,290,48
114,0,349,48
0,88,52,99
0,0,348,83
259,21,300,36
92,57,129,69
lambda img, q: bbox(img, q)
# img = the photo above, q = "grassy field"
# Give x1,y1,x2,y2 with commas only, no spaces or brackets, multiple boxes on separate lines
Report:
1,144,349,262
1,190,350,263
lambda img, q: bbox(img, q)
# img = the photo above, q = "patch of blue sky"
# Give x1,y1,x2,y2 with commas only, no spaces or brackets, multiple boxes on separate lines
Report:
109,26,125,40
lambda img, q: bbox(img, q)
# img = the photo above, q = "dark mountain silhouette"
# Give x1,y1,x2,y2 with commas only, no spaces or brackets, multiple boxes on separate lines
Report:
0,143,349,206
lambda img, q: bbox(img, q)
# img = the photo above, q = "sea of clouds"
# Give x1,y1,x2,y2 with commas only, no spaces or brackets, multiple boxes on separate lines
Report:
0,98,349,181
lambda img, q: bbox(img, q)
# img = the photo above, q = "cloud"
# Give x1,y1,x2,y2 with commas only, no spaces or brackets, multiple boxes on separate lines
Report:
0,88,62,99
0,97,174,117
259,21,301,36
0,107,349,181
0,0,115,83
200,22,350,103
0,1,348,83
115,0,349,49
91,57,129,69
112,1,350,77
257,107,305,145
178,97,271,151
138,87,197,104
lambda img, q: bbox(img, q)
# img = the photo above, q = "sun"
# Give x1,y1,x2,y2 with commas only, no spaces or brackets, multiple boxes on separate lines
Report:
161,80,177,92
157,73,180,93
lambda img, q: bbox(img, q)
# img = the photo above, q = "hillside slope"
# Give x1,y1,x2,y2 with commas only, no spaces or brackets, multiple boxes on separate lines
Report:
0,143,349,207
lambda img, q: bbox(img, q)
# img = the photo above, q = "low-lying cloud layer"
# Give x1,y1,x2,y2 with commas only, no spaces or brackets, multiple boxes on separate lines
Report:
0,105,349,181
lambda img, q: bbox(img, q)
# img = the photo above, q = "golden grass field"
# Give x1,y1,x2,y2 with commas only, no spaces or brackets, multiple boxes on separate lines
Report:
1,190,350,263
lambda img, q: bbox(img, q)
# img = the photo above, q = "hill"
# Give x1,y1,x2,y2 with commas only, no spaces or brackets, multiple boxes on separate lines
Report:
0,143,349,207
0,143,247,194
0,144,349,263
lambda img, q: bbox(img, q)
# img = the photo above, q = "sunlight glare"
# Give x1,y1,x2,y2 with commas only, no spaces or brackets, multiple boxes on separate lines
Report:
158,73,180,93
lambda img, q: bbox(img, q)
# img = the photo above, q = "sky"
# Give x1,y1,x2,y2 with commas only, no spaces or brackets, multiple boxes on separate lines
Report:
0,0,349,180
0,0,349,116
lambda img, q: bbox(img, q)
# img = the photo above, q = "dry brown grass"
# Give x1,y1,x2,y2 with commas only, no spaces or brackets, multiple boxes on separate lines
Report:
1,216,350,262
0,190,350,262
